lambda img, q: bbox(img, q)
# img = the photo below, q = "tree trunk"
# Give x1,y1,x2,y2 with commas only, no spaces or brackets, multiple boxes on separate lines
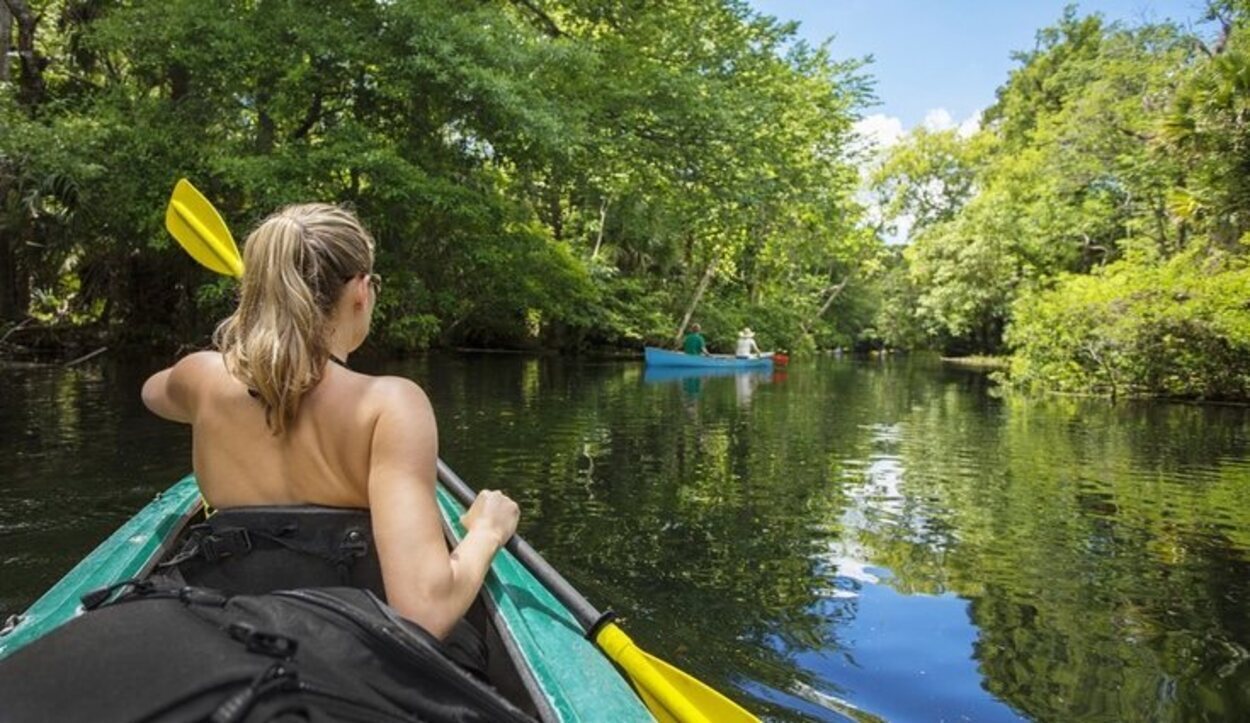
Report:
10,217,33,321
0,226,18,322
590,197,608,260
801,275,850,334
547,186,563,242
255,72,277,153
169,62,190,102
0,1,12,83
6,0,46,110
673,257,717,345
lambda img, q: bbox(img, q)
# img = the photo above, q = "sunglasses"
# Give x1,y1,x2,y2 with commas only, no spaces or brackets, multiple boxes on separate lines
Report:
343,272,383,295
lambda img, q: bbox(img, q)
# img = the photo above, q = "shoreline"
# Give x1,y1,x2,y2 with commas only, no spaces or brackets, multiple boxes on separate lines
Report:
940,355,1011,370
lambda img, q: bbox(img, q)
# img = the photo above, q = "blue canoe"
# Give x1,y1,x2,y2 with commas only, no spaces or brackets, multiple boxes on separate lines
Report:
645,346,774,369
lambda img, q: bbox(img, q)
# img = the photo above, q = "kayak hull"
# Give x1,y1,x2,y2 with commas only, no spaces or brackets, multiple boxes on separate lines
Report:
645,346,774,369
0,475,652,722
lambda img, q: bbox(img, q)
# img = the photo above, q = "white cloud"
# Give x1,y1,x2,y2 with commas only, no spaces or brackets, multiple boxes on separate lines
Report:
853,113,905,151
922,108,955,131
957,114,981,139
855,108,980,155
922,107,981,138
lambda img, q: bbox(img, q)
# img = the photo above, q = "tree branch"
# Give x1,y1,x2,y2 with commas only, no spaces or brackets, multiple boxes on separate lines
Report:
507,0,564,38
802,275,852,335
1115,125,1152,142
291,91,323,140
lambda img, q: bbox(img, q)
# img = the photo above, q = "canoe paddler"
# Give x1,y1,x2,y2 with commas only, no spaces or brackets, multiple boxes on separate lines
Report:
683,322,709,356
735,327,763,358
140,203,519,646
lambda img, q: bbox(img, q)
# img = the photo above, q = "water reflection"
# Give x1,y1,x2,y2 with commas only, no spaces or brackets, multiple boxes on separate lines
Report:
410,356,1250,721
641,366,776,407
0,359,192,615
3,355,1250,721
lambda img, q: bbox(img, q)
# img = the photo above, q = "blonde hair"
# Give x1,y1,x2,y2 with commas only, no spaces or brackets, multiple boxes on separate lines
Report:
214,203,375,435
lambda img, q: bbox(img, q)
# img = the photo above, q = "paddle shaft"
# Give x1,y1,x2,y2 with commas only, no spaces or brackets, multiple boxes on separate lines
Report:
435,459,606,634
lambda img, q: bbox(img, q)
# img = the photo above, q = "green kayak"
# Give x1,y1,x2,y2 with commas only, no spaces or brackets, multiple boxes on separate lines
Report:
0,474,653,722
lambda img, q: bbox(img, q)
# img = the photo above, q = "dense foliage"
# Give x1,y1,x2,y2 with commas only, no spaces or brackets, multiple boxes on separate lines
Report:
0,0,874,355
871,2,1250,399
1008,250,1250,399
10,0,1250,397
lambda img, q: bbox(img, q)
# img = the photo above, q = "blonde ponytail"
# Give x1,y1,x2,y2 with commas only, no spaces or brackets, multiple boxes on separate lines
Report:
214,204,375,435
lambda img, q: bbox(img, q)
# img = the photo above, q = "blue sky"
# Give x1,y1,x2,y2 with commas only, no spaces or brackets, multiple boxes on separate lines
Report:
748,0,1210,140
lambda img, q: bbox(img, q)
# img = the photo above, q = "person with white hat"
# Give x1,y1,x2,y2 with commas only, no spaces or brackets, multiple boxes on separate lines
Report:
735,327,762,358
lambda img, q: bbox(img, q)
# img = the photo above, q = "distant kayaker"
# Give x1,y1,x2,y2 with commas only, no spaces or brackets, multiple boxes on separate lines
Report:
736,327,762,358
140,203,518,642
683,323,709,356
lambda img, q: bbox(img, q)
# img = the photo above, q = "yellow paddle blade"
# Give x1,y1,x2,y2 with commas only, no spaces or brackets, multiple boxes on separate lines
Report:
594,622,758,723
166,178,244,278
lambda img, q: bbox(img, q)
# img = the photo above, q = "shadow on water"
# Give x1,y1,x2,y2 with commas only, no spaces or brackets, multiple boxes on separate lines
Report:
4,353,1250,721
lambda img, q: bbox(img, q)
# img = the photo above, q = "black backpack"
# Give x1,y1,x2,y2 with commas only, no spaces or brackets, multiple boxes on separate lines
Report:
0,582,536,723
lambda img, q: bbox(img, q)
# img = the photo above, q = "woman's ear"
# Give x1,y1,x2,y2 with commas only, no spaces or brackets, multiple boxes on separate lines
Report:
353,275,369,310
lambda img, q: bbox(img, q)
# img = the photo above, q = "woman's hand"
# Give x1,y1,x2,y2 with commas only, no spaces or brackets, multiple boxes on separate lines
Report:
461,490,520,549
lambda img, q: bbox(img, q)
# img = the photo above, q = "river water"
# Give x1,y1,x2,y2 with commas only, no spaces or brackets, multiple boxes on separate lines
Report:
3,354,1249,721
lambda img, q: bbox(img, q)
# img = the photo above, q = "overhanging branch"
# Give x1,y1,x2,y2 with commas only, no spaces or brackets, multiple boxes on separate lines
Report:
507,0,564,38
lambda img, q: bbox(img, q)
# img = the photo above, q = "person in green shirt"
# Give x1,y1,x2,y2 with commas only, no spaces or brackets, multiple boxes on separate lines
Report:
682,323,708,356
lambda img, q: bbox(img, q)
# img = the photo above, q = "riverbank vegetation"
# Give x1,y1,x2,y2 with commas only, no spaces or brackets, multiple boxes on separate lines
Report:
872,2,1250,400
0,0,874,358
5,1,1250,400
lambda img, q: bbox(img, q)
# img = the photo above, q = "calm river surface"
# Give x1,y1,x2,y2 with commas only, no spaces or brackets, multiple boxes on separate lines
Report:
3,354,1250,721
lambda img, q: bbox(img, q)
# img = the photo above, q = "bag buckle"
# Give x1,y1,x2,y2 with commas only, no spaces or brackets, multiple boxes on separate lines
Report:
201,528,252,562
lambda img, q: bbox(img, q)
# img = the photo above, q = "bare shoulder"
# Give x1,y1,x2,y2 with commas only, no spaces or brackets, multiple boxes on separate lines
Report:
169,350,227,394
364,375,438,477
364,375,435,423
174,350,225,376
142,350,226,422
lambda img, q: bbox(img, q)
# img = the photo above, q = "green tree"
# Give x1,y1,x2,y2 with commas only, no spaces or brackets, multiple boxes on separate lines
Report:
0,0,877,356
868,7,1211,363
1005,4,1250,398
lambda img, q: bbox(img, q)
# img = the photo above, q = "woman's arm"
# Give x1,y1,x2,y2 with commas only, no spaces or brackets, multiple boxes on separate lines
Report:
367,378,519,639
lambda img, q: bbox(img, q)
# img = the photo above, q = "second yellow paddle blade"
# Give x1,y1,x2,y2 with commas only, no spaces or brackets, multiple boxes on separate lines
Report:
166,178,244,278
595,623,758,723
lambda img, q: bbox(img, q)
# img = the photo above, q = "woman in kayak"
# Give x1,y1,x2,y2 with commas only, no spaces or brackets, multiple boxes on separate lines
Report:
140,203,518,642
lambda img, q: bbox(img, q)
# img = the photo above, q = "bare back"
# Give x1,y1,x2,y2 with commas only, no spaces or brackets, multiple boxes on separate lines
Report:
164,351,390,509
144,347,517,638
